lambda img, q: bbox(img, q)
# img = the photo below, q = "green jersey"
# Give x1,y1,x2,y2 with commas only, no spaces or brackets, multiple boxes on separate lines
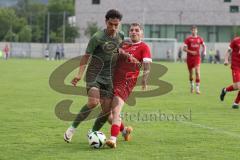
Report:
85,29,124,84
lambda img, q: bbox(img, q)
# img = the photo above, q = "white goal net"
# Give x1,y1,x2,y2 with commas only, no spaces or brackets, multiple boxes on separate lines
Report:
143,38,178,61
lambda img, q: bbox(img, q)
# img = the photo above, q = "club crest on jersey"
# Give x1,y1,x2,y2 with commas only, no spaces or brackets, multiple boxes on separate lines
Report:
103,41,118,54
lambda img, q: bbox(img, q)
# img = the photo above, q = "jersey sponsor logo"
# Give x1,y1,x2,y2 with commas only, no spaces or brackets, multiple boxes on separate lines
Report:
130,46,138,51
190,43,200,48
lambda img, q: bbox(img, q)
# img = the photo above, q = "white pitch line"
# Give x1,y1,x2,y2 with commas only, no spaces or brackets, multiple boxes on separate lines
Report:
179,121,240,139
163,109,240,139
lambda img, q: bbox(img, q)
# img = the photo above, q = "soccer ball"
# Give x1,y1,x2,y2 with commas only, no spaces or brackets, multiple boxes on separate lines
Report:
87,131,106,149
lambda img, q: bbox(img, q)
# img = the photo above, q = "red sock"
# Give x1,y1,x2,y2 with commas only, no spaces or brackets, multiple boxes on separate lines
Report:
226,85,234,92
111,124,120,137
196,78,200,83
120,122,124,132
234,91,240,104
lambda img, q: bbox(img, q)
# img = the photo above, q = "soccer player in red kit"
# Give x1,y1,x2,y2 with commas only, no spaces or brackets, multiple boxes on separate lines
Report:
183,26,206,94
3,44,9,60
220,36,240,109
106,23,152,148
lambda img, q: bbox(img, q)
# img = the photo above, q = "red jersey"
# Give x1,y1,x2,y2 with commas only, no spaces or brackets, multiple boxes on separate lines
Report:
184,35,204,58
113,41,152,101
230,37,240,70
3,46,9,54
114,41,152,80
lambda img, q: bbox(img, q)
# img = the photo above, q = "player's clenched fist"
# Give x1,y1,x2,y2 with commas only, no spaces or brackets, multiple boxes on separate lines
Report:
71,77,80,86
224,61,229,66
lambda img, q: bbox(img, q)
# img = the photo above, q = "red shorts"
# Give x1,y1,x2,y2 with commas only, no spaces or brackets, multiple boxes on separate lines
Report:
187,56,200,71
114,78,137,102
232,69,240,83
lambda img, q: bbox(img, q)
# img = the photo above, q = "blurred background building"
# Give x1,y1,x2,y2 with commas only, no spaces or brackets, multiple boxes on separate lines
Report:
76,0,240,42
0,0,240,60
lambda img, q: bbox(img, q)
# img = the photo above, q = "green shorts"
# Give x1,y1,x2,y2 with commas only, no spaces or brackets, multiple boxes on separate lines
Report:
86,81,113,98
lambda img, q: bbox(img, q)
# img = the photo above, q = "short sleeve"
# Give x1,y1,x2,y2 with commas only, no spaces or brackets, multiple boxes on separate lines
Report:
230,39,235,50
142,44,152,62
200,37,204,45
85,35,98,55
184,37,189,46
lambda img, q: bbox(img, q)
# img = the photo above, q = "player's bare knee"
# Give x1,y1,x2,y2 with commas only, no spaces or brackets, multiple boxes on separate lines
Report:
87,99,99,108
112,110,118,116
236,83,240,90
102,108,111,114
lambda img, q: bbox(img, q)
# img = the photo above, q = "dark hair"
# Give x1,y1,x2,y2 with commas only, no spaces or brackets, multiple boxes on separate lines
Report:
191,25,197,29
105,9,122,20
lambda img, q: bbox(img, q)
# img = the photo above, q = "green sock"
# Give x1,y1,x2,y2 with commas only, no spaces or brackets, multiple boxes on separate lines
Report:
92,112,109,131
72,104,91,128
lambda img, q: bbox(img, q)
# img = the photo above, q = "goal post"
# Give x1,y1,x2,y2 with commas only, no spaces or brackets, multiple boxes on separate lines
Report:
143,38,178,62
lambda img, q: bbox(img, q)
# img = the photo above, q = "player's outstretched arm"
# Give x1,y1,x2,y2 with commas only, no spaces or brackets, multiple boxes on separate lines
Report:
71,54,91,86
224,48,231,66
142,62,151,91
201,43,207,56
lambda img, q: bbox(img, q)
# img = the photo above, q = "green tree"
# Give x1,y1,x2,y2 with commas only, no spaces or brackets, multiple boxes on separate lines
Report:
14,0,30,18
4,30,19,42
85,22,101,38
49,24,80,43
18,25,32,42
0,8,15,40
0,8,26,41
48,0,74,15
65,25,80,42
13,0,47,42
1,0,79,43
47,0,79,42
31,25,42,42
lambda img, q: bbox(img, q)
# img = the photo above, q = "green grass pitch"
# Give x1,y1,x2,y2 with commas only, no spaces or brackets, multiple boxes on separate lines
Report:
0,59,240,160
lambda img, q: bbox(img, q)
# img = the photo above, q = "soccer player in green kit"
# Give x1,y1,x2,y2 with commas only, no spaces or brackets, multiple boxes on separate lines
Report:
64,9,125,142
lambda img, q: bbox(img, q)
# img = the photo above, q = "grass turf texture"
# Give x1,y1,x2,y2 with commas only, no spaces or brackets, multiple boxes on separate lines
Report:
0,59,240,160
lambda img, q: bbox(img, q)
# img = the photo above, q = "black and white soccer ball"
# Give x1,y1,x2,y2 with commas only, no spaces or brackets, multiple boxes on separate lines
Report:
87,131,106,149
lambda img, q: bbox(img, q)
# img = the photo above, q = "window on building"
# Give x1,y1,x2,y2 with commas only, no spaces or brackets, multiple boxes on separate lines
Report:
175,26,191,42
143,25,161,38
121,24,130,36
144,25,151,38
230,6,239,13
176,32,189,42
92,0,100,5
224,0,231,2
207,26,218,42
218,26,232,42
151,25,161,38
